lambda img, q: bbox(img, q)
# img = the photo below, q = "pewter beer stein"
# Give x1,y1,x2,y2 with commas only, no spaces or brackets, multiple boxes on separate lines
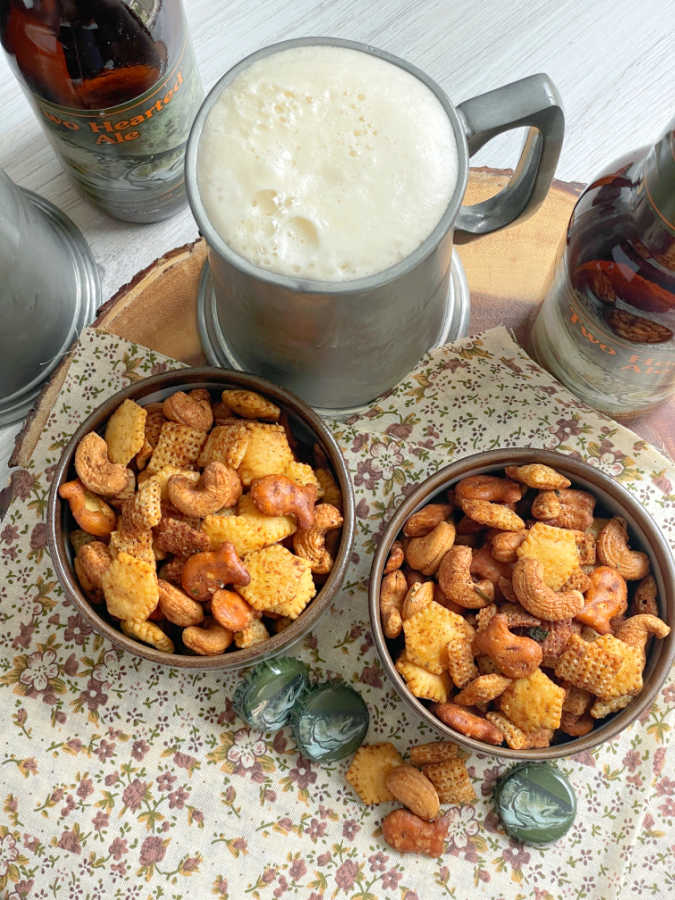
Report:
0,170,100,424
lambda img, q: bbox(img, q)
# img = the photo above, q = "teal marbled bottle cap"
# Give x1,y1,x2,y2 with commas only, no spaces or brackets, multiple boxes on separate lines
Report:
233,657,310,732
290,682,369,762
494,762,576,845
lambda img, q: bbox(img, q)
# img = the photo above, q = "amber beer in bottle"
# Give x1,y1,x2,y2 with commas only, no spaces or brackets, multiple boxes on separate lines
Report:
531,117,675,418
0,0,203,222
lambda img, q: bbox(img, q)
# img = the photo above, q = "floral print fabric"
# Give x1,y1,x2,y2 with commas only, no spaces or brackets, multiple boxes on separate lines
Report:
0,326,672,899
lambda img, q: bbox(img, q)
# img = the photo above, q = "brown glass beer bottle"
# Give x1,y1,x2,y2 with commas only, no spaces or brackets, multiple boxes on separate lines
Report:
0,0,203,222
531,117,675,418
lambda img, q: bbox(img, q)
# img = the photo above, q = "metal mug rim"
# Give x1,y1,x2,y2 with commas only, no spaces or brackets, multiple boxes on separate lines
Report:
184,35,469,295
368,448,675,760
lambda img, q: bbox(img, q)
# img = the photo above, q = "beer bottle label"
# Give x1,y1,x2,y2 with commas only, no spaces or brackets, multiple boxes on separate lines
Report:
27,37,202,215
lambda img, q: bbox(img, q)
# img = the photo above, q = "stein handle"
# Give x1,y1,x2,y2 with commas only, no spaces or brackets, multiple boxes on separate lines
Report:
454,74,564,242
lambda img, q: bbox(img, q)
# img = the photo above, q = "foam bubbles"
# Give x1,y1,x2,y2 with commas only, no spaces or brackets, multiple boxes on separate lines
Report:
198,45,457,281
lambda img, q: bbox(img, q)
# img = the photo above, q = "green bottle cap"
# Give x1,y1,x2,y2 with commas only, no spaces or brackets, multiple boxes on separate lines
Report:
494,762,576,845
290,682,369,762
233,657,309,732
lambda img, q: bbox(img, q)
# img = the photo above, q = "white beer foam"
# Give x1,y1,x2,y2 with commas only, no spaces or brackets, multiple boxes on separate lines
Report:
197,45,458,281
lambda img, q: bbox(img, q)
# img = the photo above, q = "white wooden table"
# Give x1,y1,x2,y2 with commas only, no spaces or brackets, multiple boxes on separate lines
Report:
1,0,673,485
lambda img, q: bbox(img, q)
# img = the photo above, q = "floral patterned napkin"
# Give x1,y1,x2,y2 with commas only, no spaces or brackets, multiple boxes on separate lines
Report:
0,326,672,900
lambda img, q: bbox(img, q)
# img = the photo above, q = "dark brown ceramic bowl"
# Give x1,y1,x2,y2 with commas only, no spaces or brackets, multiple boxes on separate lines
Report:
369,448,674,759
48,368,354,669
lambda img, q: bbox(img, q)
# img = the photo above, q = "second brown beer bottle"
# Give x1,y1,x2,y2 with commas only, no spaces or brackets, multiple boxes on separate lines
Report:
0,0,203,222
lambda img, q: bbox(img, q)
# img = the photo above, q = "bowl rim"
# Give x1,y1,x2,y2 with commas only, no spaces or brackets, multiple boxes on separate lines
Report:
48,367,355,670
368,447,675,759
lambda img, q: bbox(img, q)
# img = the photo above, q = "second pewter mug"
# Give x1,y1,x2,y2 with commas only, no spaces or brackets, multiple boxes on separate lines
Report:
186,37,564,410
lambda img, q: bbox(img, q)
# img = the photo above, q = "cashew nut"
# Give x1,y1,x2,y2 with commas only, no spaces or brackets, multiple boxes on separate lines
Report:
437,545,494,609
384,541,404,574
403,503,453,537
597,517,650,580
512,558,585,621
430,702,504,745
490,530,527,563
401,580,434,620
292,503,343,573
405,521,456,575
632,575,658,617
455,475,523,504
163,390,213,432
182,618,233,655
157,579,205,626
167,461,242,517
575,565,627,634
74,432,129,497
181,541,250,602
472,613,543,678
58,479,116,538
469,545,512,584
615,613,670,654
74,541,112,602
380,569,408,638
250,474,316,530
211,589,255,632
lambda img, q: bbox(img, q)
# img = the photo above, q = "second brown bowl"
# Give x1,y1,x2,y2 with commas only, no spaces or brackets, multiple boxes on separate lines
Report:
369,448,674,759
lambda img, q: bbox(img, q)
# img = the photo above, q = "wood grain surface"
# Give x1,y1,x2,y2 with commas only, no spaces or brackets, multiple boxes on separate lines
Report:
8,168,671,502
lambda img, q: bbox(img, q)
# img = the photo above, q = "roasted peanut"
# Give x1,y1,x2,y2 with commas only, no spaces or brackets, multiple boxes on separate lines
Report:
168,461,242,517
181,541,250,602
437,545,493,609
250,474,316,530
430,702,504,745
403,503,453,537
455,475,523,504
182,618,233,655
74,541,112,602
512,558,585,621
74,432,129,497
211,589,255,632
59,480,116,538
490,530,527,563
472,613,542,678
157,579,204,626
292,503,343,573
575,565,627,634
405,521,456,575
597,517,650,580
380,570,408,638
163,390,213,432
401,580,434,620
381,809,448,857
384,541,404,574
